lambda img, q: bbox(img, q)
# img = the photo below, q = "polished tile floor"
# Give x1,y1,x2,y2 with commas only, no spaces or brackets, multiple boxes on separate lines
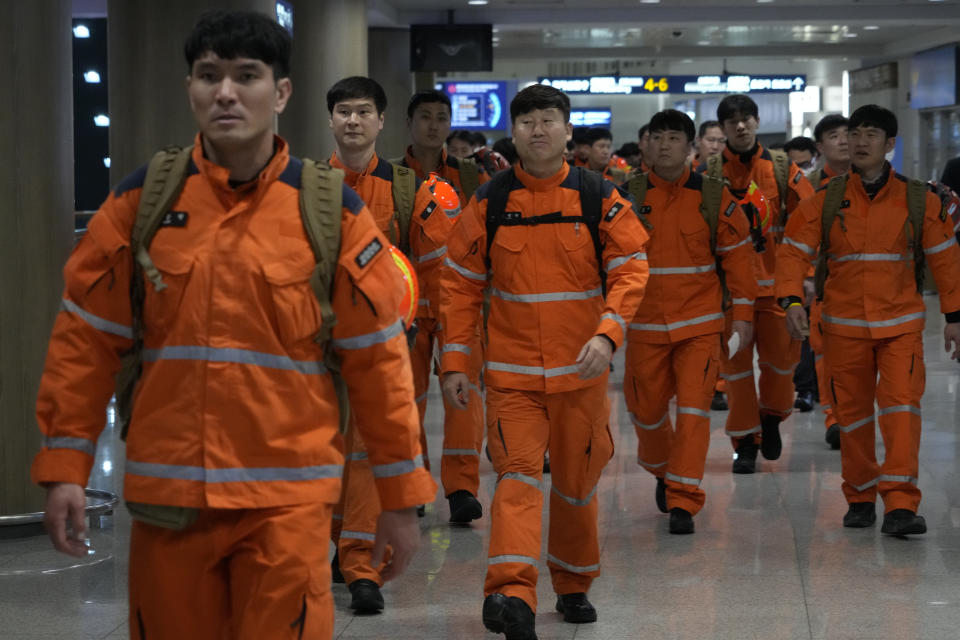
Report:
3,301,960,639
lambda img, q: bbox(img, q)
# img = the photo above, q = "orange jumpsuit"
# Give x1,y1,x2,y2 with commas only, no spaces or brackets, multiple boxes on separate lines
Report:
31,137,437,639
710,144,814,446
441,163,650,610
625,168,757,514
777,166,960,512
327,152,451,586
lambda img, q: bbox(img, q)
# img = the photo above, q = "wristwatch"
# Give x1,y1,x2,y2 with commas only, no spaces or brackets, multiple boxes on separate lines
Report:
778,296,802,310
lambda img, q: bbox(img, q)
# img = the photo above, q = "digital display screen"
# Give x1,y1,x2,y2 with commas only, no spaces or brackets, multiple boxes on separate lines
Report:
570,109,612,127
275,1,293,35
911,45,958,109
436,81,508,130
539,74,806,95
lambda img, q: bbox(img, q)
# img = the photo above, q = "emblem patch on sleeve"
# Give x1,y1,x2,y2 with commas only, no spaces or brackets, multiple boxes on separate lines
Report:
605,202,624,221
793,172,803,184
159,211,189,228
639,205,652,215
420,202,437,220
724,202,737,217
355,238,383,268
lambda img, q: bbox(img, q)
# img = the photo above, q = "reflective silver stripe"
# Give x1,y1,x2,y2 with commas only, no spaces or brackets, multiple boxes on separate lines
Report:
879,474,918,485
443,448,480,456
332,514,344,521
878,405,921,417
759,361,796,376
822,403,831,410
727,425,760,437
44,436,96,456
839,416,874,434
852,477,879,492
443,343,471,355
547,553,599,574
125,460,342,482
415,392,428,404
665,471,701,486
630,312,724,333
731,298,754,306
601,312,627,335
605,251,646,272
333,319,404,350
545,364,580,378
721,369,753,382
551,484,598,507
500,472,542,490
470,382,483,396
815,354,824,362
417,246,447,263
716,236,752,254
347,452,368,461
925,236,958,256
487,361,544,376
677,406,710,419
832,253,909,263
757,279,775,287
491,287,602,303
772,225,785,233
823,312,926,329
638,457,668,469
489,554,537,566
341,530,376,542
782,237,816,256
631,411,668,431
142,346,327,375
371,455,424,478
61,298,133,339
649,264,716,275
418,298,430,307
445,257,486,281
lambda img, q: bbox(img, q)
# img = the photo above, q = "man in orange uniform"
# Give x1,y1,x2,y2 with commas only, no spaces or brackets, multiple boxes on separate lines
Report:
398,90,488,499
582,127,625,184
325,76,462,612
623,110,756,534
777,105,960,535
441,84,650,639
32,12,435,639
708,94,815,473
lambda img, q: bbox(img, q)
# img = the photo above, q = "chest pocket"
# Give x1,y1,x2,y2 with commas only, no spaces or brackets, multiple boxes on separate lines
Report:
678,211,713,264
556,220,599,286
262,257,323,347
142,247,195,340
490,225,527,283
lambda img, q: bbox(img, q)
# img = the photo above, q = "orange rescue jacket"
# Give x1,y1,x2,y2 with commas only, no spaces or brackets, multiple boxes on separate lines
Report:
401,146,489,204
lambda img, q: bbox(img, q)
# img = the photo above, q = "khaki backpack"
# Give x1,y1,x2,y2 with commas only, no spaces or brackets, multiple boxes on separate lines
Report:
707,149,792,234
388,163,417,254
626,171,725,253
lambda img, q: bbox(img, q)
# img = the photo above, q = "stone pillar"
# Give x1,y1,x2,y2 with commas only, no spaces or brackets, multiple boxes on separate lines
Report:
282,0,367,161
0,1,74,515
369,28,414,161
107,0,274,182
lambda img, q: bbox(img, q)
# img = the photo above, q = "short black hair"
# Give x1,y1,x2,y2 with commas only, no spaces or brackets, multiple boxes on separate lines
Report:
616,142,640,157
493,137,518,164
717,94,759,123
471,131,487,147
584,127,613,146
848,105,897,138
446,130,474,146
648,109,696,143
784,136,817,155
638,124,650,140
407,90,451,119
813,114,849,143
326,76,387,115
572,127,589,145
698,120,721,138
185,10,292,79
510,84,571,124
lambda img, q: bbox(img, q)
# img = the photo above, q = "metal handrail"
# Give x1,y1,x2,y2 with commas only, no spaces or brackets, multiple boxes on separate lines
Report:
0,489,118,527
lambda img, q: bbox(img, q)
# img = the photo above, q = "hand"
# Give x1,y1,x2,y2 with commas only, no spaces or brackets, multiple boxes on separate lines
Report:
802,278,816,307
785,305,809,341
576,335,613,380
729,320,753,356
946,322,960,362
441,372,470,410
370,507,420,582
44,482,88,557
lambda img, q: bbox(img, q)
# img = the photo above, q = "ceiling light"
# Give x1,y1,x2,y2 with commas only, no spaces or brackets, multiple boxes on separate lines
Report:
84,70,101,83
73,25,90,38
756,0,774,3
697,40,711,45
468,0,488,4
640,0,661,3
103,157,111,168
864,25,879,30
93,115,110,127
843,32,858,38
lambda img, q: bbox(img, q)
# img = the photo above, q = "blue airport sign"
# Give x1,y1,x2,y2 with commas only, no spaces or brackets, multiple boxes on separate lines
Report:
538,74,806,95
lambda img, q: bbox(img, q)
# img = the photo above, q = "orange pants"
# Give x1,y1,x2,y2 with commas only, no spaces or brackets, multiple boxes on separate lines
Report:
411,317,485,496
808,298,837,430
485,383,613,612
824,331,925,512
624,334,721,515
720,296,801,446
129,503,333,640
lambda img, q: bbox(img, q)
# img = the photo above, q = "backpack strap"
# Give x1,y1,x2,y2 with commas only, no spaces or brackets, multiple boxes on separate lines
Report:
813,174,849,300
458,157,480,202
905,178,928,293
706,154,724,182
484,168,518,267
699,174,724,255
577,166,606,273
390,163,416,255
769,149,790,233
625,173,654,231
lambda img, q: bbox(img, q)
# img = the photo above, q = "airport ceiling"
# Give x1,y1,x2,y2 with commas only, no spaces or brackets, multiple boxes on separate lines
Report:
370,0,960,59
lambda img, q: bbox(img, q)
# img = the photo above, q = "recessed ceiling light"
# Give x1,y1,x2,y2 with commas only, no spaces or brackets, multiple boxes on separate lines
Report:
864,25,880,30
73,25,90,38
843,32,858,38
697,40,711,45
468,0,488,5
756,0,774,3
640,0,661,4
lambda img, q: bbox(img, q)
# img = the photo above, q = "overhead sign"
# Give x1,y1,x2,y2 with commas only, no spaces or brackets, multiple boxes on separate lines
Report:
570,108,612,127
538,75,806,96
436,81,507,130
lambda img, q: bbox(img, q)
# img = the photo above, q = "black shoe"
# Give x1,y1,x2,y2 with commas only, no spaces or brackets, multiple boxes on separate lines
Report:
482,594,537,640
881,509,927,536
655,477,667,514
348,579,384,614
842,502,876,528
669,508,695,534
825,424,841,450
760,414,782,460
448,490,483,524
416,504,426,518
555,592,597,623
794,390,815,412
543,454,550,474
732,439,758,474
710,391,728,411
331,549,345,584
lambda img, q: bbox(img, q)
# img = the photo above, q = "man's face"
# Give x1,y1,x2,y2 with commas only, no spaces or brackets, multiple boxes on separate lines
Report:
512,108,572,167
849,125,895,173
447,137,474,159
649,128,692,174
407,102,451,151
816,126,850,169
587,138,612,170
787,149,817,173
721,112,759,153
187,53,290,151
329,98,383,152
697,126,725,159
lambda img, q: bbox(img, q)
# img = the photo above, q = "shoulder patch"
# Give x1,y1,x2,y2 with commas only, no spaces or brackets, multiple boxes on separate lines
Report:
342,184,365,215
420,201,437,220
355,237,383,268
279,156,304,189
724,201,737,217
793,171,803,184
605,202,624,221
639,205,652,215
113,164,148,197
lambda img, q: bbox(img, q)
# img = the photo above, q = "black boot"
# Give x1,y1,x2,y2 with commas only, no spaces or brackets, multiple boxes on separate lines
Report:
555,592,597,623
760,414,782,460
543,454,550,474
483,594,537,640
710,391,728,411
348,579,384,614
331,549,345,584
732,438,758,474
881,509,927,536
842,502,876,528
824,424,841,450
448,489,483,524
794,390,815,412
655,477,667,514
669,508,695,534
